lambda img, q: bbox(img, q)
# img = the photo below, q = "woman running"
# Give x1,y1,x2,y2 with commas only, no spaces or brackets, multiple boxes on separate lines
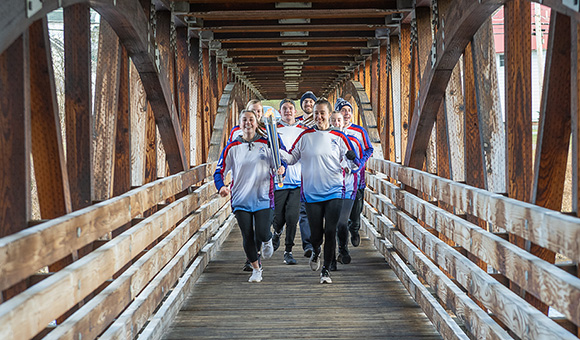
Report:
281,98,360,284
215,109,286,283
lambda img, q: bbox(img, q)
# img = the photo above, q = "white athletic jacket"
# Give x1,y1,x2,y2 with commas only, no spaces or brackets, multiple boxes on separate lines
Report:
214,135,285,212
281,127,360,203
276,120,307,190
344,122,373,189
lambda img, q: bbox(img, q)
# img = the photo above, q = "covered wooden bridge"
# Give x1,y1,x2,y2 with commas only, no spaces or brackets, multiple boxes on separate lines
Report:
1,0,580,339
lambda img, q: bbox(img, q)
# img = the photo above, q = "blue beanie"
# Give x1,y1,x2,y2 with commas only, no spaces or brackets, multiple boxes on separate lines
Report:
334,98,353,112
300,91,317,109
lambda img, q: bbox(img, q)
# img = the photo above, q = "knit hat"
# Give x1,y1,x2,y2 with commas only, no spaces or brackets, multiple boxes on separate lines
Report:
279,98,296,110
300,91,317,109
334,97,353,112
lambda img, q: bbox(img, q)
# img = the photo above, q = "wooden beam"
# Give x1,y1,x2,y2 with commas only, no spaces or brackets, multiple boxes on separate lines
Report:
189,36,201,166
371,50,379,129
390,34,401,163
201,46,211,162
176,27,190,168
415,6,432,78
29,18,72,218
0,32,30,237
113,47,131,197
93,20,121,201
445,62,465,183
65,4,93,210
379,44,389,159
129,60,147,187
400,24,412,162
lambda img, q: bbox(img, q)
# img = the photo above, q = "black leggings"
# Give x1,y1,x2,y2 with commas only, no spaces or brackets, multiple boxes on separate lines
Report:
272,188,301,252
305,199,345,268
234,209,273,263
348,188,364,233
337,199,354,250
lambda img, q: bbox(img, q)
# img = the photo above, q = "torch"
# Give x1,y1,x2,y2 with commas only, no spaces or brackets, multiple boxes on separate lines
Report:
263,108,284,188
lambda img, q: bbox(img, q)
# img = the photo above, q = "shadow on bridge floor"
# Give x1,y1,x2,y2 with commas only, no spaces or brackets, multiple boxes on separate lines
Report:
162,227,442,339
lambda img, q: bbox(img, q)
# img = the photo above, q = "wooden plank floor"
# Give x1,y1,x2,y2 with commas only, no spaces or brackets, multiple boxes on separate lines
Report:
162,226,442,339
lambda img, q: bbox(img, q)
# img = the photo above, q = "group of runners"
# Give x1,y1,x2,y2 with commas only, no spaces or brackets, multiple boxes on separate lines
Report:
214,91,373,284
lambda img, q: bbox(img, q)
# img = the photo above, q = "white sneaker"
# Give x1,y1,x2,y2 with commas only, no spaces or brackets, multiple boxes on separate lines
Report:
248,268,263,283
262,238,274,259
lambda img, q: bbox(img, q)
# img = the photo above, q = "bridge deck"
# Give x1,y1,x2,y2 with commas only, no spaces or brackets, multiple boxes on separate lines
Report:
162,227,442,339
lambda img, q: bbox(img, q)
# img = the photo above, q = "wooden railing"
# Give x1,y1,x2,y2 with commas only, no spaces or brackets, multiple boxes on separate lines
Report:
0,162,235,339
362,158,580,340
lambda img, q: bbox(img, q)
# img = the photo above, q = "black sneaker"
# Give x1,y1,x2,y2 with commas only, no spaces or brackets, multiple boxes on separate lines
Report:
242,259,252,271
303,247,313,258
320,267,332,284
329,257,337,271
284,251,297,265
351,230,360,247
337,248,351,264
272,231,281,251
309,251,321,271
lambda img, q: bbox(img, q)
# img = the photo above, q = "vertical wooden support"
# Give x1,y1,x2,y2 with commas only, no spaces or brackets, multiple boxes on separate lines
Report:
445,62,465,183
202,46,211,161
505,0,532,262
210,53,218,128
176,27,190,168
365,57,372,110
156,11,175,112
143,102,157,217
113,48,131,197
217,60,224,100
93,20,121,201
379,44,389,159
0,33,30,238
129,61,147,187
391,35,401,163
29,18,71,218
528,12,572,315
473,19,506,194
189,37,201,166
415,7,432,78
400,25,412,163
505,0,532,205
65,4,92,211
354,66,359,82
574,24,580,338
371,50,379,128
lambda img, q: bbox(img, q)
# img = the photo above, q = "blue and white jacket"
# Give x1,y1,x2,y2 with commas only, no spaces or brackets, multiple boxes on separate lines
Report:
276,120,307,190
344,122,373,189
214,135,286,212
343,134,363,200
281,127,360,203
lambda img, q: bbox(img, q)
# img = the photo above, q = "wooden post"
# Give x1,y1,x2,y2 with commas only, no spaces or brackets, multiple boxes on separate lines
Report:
202,46,211,161
29,18,71,218
0,33,30,238
176,27,190,168
365,57,371,107
189,36,201,166
371,50,379,131
400,25,412,163
93,20,121,201
129,61,147,187
390,34,401,163
379,44,389,159
113,47,131,197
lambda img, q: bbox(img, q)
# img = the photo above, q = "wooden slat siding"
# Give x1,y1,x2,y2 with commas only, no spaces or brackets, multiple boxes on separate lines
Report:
379,43,389,158
189,37,200,167
64,4,92,211
367,173,580,327
0,33,29,238
445,62,465,183
390,34,401,162
404,1,502,170
367,158,580,268
136,214,236,340
360,218,470,340
362,204,511,340
364,186,577,340
93,20,121,201
0,178,217,340
0,163,213,292
207,83,235,162
399,24,412,163
45,195,229,340
202,46,211,162
371,50,378,129
29,18,72,218
176,27,190,168
210,54,218,129
100,202,231,339
113,47,131,197
130,60,147,187
472,18,505,194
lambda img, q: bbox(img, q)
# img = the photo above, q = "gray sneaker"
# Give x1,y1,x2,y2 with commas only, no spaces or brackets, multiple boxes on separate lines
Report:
284,251,297,265
320,268,332,284
262,238,274,259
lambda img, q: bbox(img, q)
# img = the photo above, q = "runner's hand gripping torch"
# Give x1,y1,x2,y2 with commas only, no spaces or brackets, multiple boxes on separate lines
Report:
263,109,284,188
